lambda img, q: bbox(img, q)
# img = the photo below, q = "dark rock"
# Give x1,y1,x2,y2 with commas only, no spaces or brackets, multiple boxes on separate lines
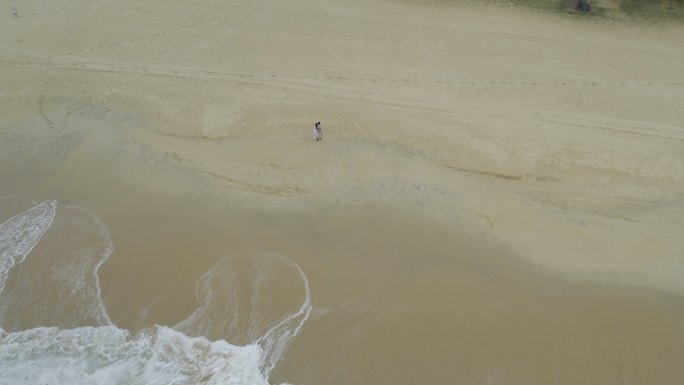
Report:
575,0,592,12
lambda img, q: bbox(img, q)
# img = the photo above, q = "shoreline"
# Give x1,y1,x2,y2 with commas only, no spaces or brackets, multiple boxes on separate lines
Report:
2,186,684,384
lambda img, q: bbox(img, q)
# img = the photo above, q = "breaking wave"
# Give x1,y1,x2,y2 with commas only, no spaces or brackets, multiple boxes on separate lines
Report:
0,198,311,385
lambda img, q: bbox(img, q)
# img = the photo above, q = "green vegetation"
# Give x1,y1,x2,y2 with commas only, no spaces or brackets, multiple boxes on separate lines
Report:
619,0,684,20
478,0,684,22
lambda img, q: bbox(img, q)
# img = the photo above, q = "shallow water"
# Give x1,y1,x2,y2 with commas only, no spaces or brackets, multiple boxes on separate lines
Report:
1,186,683,385
0,195,312,385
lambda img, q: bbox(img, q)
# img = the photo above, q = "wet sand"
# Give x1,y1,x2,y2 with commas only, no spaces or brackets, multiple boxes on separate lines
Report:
2,179,684,384
2,0,684,384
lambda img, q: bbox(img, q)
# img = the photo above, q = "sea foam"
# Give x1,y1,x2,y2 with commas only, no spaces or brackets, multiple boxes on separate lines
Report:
175,253,311,377
0,325,268,385
0,204,112,330
0,200,56,293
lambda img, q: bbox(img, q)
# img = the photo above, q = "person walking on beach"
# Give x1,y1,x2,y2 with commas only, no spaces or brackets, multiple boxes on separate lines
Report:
10,7,17,17
313,122,322,141
314,121,322,141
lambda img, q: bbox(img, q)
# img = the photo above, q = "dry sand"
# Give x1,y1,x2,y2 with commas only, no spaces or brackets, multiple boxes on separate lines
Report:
2,0,684,384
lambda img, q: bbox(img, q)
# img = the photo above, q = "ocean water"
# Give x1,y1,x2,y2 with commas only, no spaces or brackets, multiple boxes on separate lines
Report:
0,197,310,385
3,194,684,385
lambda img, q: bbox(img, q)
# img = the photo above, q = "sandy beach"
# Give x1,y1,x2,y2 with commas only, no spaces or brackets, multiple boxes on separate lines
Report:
1,0,684,384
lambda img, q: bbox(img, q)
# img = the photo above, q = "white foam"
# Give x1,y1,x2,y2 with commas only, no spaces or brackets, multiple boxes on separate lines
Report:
256,256,311,377
61,204,114,327
0,200,56,293
174,253,312,378
0,205,112,329
0,325,269,385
